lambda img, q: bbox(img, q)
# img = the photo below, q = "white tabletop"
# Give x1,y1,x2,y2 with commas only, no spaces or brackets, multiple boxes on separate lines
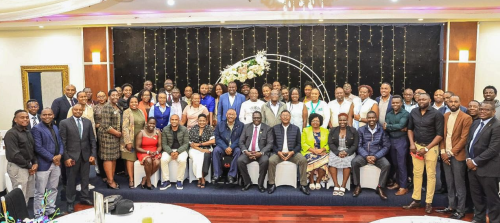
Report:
372,216,467,223
55,202,211,223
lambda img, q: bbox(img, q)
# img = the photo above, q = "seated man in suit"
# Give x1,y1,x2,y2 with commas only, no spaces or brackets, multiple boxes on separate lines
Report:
213,109,244,184
31,108,64,217
59,104,97,213
465,101,500,223
237,111,274,192
351,111,391,200
267,110,310,195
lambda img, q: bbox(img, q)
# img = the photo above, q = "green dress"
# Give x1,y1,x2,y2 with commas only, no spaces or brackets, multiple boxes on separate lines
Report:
121,109,146,161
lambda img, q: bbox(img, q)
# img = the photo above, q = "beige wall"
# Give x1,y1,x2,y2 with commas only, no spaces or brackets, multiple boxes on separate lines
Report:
0,28,84,129
475,21,500,100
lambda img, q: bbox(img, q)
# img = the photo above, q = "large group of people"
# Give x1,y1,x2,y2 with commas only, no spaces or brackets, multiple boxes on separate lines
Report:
4,78,500,223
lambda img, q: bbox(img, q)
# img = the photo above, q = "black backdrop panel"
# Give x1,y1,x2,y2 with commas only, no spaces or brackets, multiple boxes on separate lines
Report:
113,24,442,99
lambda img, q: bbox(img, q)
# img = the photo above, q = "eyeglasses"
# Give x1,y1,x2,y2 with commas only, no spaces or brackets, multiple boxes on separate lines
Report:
252,117,262,119
479,108,492,112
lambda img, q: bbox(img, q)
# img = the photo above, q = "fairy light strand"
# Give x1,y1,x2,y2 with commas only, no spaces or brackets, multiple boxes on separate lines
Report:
323,25,326,86
265,26,268,83
276,27,280,81
164,28,167,81
403,26,407,89
334,26,337,86
208,27,211,83
287,26,291,87
358,25,361,86
219,27,222,74
230,29,233,65
174,28,177,84
143,28,147,81
186,29,190,86
346,24,349,82
197,28,200,87
380,26,384,85
299,26,302,85
391,25,395,90
154,29,158,90
253,26,256,87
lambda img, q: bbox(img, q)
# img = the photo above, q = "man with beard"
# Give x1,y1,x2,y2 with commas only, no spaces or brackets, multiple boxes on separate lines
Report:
328,87,354,127
159,114,189,190
403,93,444,214
241,83,251,100
239,88,265,124
467,100,480,120
199,84,215,125
482,85,500,119
343,83,359,103
435,95,471,220
432,89,445,110
438,91,467,115
26,99,41,131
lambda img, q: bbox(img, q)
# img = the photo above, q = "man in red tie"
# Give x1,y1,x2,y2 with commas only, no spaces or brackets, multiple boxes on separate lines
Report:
237,111,273,193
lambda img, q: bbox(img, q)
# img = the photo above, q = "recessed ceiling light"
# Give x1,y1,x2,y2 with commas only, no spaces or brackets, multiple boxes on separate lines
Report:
319,19,324,22
39,26,44,28
418,18,424,21
167,0,175,6
220,20,225,24
127,23,131,25
391,0,398,2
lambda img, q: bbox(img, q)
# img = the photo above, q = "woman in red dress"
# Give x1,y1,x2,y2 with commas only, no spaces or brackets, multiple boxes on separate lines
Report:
135,117,162,190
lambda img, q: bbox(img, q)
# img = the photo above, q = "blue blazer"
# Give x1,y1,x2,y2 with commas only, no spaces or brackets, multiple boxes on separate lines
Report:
51,95,78,126
214,120,244,149
375,95,393,114
438,105,467,115
217,93,246,123
31,123,64,171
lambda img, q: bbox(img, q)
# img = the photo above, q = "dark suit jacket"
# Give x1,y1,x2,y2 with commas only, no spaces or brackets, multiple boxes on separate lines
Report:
27,115,41,131
59,116,97,162
328,126,359,156
375,95,393,114
239,123,274,156
272,124,301,155
439,111,472,161
465,118,500,177
438,105,467,115
51,96,77,126
31,123,64,171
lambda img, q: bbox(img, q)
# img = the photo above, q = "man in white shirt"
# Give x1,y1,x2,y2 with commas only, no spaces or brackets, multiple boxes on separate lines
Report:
239,88,265,124
168,87,187,120
343,83,359,102
328,87,354,127
432,89,445,110
26,99,41,130
261,90,287,127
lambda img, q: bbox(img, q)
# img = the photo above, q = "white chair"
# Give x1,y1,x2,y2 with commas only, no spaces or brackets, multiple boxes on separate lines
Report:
188,158,211,183
247,161,268,188
327,168,351,191
359,164,381,190
168,160,189,182
133,160,160,188
5,173,12,192
275,161,297,188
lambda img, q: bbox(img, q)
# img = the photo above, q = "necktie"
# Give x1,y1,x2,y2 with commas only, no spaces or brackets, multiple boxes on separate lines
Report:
32,116,37,127
77,118,82,139
70,98,75,106
470,121,485,158
251,126,258,152
168,93,172,102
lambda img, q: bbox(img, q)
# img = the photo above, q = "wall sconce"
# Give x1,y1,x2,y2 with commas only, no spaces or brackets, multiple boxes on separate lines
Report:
92,52,100,64
459,50,469,63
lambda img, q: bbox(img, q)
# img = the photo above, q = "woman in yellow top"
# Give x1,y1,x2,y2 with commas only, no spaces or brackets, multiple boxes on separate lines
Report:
301,113,329,191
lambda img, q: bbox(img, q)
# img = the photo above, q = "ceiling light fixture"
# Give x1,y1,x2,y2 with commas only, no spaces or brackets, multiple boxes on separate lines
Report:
391,0,398,2
39,26,44,28
220,20,225,24
127,23,131,25
278,0,324,11
418,18,424,21
167,0,175,6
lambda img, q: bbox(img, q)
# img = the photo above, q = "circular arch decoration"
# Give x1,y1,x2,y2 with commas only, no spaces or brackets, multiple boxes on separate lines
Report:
215,53,331,102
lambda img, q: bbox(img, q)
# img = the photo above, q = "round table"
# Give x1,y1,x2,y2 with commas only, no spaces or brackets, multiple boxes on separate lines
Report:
372,216,467,223
55,202,211,223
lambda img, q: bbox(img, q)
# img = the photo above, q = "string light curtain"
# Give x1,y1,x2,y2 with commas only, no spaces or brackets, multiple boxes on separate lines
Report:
113,24,442,98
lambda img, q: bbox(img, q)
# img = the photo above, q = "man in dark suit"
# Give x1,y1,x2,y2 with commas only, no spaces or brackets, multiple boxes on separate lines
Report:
465,101,500,223
167,87,188,121
51,84,77,126
237,111,274,192
267,110,309,195
59,104,96,213
26,99,41,131
31,108,64,217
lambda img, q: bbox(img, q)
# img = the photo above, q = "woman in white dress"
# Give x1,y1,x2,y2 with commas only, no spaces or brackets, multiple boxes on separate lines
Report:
303,88,330,129
354,85,379,127
286,87,304,132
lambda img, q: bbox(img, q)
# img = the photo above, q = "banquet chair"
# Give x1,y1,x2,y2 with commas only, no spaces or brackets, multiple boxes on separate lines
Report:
133,160,160,188
359,164,381,190
246,161,268,188
188,158,211,183
275,161,297,188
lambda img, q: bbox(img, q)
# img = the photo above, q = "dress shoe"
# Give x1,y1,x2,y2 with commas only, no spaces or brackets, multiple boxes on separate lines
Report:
80,198,94,206
67,203,74,213
449,212,465,220
395,188,408,196
268,184,276,194
228,176,236,184
376,187,388,200
435,187,447,194
403,200,421,209
387,179,395,187
258,185,266,193
241,184,251,191
387,183,400,190
435,207,454,214
299,185,310,195
213,176,220,184
352,185,362,197
425,203,432,214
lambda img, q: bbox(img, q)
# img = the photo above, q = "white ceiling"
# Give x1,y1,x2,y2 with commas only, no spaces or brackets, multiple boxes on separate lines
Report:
1,0,500,29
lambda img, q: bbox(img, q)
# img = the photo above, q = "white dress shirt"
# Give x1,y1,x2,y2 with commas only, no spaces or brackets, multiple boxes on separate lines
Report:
282,124,289,153
229,94,236,106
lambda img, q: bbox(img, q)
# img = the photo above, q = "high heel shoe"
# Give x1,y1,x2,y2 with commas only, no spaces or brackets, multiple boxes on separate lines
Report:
129,180,134,189
107,181,119,190
138,177,146,189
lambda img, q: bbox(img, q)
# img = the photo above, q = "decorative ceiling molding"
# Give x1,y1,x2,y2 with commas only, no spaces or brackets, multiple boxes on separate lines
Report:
0,0,103,21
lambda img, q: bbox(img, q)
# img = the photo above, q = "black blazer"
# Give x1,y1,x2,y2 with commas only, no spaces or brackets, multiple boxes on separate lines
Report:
51,96,78,126
239,123,274,156
59,116,97,162
272,124,301,155
328,126,359,156
465,118,500,177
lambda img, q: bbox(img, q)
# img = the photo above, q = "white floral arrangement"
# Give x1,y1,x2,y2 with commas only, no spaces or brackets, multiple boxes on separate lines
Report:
219,50,271,85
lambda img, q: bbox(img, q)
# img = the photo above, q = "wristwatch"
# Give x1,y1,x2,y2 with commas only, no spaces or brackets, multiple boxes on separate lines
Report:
424,147,429,152
147,151,150,155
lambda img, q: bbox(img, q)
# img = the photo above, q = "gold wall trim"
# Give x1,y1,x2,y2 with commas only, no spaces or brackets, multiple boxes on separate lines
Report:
21,65,69,110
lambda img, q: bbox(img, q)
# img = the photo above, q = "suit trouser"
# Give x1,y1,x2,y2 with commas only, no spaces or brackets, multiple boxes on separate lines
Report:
213,146,241,178
411,144,438,204
442,157,466,213
438,154,448,190
160,151,188,182
34,163,60,217
389,137,408,188
6,162,35,205
351,155,391,187
468,170,500,223
237,153,269,187
66,154,90,204
268,153,308,186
